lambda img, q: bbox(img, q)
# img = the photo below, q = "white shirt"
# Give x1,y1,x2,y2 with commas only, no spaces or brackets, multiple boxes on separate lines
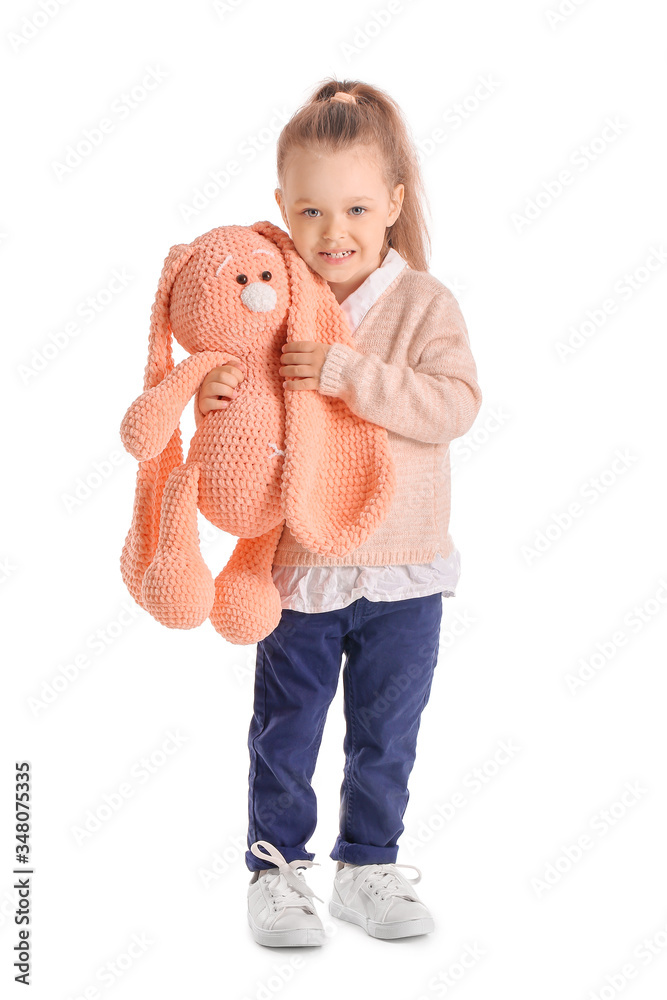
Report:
272,248,461,613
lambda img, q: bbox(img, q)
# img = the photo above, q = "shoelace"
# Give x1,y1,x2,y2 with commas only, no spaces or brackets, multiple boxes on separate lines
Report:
251,840,324,909
343,862,423,906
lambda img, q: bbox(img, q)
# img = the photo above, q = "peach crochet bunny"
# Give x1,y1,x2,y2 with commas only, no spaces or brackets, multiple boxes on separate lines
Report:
119,221,395,645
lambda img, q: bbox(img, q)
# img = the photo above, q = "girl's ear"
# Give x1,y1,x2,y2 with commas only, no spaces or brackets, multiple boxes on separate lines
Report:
388,182,404,225
273,190,290,233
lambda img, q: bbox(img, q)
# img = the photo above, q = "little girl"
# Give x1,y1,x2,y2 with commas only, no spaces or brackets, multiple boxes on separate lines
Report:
198,78,482,947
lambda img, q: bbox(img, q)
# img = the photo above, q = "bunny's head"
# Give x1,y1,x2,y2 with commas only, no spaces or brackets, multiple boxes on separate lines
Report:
142,220,339,391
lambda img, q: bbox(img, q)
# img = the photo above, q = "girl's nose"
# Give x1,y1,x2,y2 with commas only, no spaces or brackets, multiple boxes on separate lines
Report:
321,219,347,242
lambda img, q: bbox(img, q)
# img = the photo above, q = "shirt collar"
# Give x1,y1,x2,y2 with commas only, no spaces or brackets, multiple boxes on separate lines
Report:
339,248,408,334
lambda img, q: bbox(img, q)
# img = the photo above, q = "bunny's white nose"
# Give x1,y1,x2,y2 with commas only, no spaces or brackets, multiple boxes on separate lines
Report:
240,282,277,313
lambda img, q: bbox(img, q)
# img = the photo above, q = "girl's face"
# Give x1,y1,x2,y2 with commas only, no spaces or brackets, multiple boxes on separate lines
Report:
275,144,404,304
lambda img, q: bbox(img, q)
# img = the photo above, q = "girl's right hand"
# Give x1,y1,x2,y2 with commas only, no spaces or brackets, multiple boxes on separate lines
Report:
198,363,245,416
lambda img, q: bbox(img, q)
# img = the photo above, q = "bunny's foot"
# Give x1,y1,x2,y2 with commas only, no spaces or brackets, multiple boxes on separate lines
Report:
142,551,215,629
210,525,285,644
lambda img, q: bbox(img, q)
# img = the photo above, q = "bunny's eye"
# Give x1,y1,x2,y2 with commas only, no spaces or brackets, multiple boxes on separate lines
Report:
261,271,272,281
236,274,248,284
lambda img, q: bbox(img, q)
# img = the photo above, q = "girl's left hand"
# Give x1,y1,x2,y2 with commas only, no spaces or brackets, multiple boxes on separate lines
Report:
279,341,332,390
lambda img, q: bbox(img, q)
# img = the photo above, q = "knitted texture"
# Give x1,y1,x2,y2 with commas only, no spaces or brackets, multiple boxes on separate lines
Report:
119,222,396,645
272,266,483,566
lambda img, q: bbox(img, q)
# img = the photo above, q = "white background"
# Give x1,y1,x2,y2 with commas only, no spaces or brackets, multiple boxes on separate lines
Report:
2,0,666,997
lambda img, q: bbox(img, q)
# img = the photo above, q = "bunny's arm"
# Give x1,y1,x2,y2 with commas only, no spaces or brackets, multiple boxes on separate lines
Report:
121,351,246,461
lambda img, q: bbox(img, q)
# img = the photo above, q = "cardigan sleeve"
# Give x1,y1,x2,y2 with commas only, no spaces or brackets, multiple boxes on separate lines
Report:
317,289,482,445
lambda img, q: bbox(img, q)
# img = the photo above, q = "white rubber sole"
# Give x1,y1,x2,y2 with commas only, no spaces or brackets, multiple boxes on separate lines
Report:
247,910,325,947
329,898,434,939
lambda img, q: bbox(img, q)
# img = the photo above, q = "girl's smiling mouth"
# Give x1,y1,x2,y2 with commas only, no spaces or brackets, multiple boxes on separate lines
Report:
319,250,356,262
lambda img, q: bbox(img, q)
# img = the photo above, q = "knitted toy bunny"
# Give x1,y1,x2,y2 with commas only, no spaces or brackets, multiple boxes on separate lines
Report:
119,221,396,645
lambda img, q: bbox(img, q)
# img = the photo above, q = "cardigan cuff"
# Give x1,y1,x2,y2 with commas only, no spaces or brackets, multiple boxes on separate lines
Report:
318,342,357,397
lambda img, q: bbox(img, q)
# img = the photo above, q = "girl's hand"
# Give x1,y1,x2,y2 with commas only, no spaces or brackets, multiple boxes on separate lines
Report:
280,341,332,390
198,363,245,415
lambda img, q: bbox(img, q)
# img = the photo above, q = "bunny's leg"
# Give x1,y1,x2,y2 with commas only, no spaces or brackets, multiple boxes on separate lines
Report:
210,522,285,645
142,461,215,628
121,428,182,608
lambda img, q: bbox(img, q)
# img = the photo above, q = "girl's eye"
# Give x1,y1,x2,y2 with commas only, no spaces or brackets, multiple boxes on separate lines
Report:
301,207,366,218
261,271,272,281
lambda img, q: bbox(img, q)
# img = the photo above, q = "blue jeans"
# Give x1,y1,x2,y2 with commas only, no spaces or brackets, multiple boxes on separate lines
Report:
246,592,443,871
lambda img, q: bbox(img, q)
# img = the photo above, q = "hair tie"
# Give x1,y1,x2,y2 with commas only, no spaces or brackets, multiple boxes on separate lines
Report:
330,91,356,105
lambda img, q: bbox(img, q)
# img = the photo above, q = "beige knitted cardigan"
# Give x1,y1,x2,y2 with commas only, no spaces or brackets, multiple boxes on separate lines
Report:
272,266,482,566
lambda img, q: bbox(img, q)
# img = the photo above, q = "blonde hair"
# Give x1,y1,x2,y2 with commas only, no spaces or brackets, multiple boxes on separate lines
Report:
276,77,432,273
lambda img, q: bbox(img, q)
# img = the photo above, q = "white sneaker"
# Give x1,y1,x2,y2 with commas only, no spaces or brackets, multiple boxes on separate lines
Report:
247,840,326,947
330,860,435,939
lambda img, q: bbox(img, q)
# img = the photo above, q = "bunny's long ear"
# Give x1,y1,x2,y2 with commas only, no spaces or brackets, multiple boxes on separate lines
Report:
251,220,396,557
120,240,198,607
